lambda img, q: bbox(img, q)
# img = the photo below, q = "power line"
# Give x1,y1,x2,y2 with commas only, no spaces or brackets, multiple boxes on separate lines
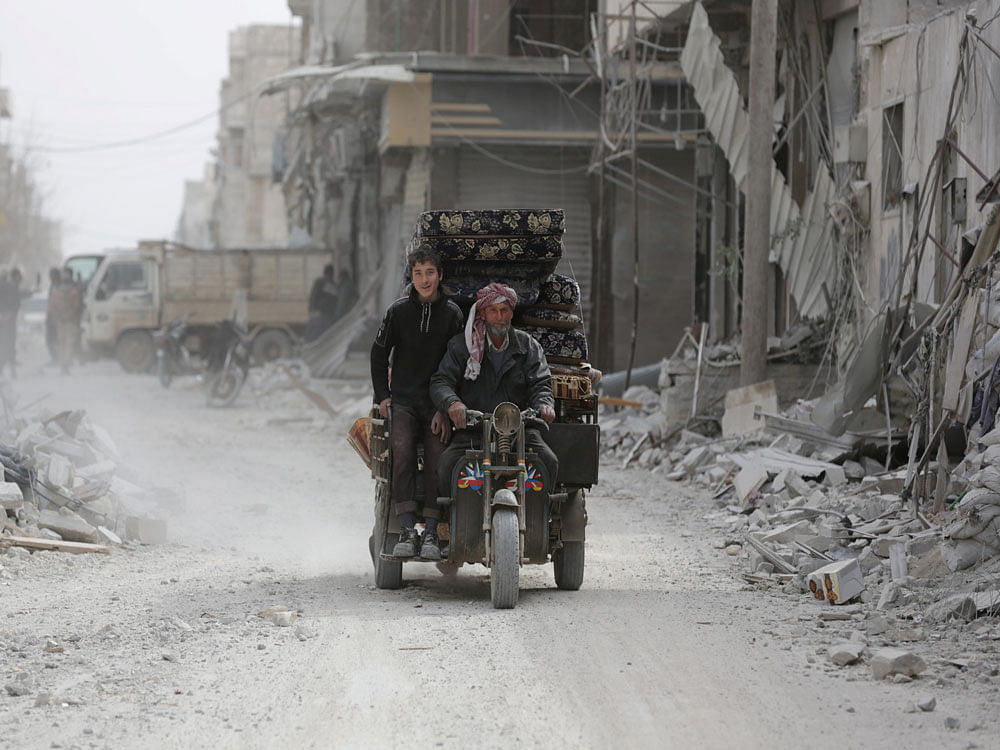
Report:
29,90,254,154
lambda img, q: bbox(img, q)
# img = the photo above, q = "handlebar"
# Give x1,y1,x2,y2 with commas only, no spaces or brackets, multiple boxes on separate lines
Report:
463,407,547,431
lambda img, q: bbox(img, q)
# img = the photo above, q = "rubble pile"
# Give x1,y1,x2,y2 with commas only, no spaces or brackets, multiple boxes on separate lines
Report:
0,394,169,555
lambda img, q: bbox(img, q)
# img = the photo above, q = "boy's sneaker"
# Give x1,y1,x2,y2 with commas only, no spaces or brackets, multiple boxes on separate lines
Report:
419,531,441,561
392,527,419,558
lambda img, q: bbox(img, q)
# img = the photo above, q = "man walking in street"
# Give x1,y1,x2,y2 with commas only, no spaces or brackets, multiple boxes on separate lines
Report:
47,270,81,375
370,249,464,560
430,282,558,501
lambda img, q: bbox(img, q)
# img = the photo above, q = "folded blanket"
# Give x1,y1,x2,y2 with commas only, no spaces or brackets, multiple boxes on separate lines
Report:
518,325,589,364
408,234,563,263
415,209,565,237
516,307,582,330
537,273,580,310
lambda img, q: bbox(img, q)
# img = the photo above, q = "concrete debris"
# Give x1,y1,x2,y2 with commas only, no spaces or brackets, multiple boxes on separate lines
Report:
870,648,927,680
0,400,167,557
258,606,298,627
607,343,1000,692
828,642,864,666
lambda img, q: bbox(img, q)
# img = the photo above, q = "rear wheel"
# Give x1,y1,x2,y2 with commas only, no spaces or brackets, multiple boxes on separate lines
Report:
373,486,402,589
251,328,293,364
115,331,155,373
553,541,585,591
491,508,520,609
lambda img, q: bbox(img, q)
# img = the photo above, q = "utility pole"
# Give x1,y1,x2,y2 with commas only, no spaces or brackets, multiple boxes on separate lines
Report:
741,0,778,386
624,0,640,390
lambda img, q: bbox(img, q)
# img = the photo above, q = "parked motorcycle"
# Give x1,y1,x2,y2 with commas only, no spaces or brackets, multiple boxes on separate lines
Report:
153,316,197,388
203,318,251,407
153,316,251,407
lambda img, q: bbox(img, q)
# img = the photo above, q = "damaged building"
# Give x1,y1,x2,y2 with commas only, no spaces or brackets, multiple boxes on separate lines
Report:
177,25,301,249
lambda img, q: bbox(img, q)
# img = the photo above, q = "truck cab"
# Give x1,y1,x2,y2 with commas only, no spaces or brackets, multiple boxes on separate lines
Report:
82,251,161,371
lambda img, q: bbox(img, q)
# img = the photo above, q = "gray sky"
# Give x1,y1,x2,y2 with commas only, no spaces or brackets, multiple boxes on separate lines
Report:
0,1,298,256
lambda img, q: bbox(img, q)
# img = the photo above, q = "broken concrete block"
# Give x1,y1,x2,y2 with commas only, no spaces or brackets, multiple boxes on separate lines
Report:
842,460,865,480
0,482,24,511
829,642,864,666
823,465,847,487
924,595,977,623
807,558,864,605
888,543,908,581
37,508,98,544
258,606,298,627
916,695,936,712
758,520,812,545
859,457,885,478
96,526,122,545
867,615,890,636
871,535,909,558
734,463,769,504
75,460,117,482
125,516,168,545
679,446,711,476
871,647,926,680
721,380,777,437
783,472,812,499
46,454,73,489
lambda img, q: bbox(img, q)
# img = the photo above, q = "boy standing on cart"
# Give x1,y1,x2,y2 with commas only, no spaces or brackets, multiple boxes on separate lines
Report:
371,249,464,560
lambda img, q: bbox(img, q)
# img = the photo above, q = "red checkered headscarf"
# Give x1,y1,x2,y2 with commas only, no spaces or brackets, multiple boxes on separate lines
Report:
464,282,517,381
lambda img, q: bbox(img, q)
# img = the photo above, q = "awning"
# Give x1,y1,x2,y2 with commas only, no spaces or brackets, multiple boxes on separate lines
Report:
262,63,415,96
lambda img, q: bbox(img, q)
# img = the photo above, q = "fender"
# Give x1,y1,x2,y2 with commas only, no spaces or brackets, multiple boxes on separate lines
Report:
560,490,587,542
491,488,519,508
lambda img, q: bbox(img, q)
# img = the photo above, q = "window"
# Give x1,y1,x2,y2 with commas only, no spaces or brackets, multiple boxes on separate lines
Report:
882,103,903,210
98,262,148,299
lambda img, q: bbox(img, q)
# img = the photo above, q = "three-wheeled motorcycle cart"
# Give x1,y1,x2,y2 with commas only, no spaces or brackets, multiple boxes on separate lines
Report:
367,373,599,609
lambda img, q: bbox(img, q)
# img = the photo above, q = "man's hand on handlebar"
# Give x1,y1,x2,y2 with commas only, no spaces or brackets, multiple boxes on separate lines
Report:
538,404,555,424
447,400,468,430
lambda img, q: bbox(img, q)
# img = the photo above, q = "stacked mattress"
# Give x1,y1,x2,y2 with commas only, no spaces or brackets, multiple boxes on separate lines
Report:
407,209,589,365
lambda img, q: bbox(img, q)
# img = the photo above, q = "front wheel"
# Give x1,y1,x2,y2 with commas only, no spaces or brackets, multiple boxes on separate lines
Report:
206,360,247,407
553,541,585,591
491,508,520,609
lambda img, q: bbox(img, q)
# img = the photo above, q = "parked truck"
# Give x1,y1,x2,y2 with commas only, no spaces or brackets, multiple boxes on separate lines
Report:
82,241,332,372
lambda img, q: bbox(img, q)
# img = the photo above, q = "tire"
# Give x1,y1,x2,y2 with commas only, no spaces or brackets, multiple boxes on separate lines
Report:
156,352,173,388
491,508,520,609
115,330,155,373
553,541,585,591
251,329,293,365
206,361,246,407
372,486,402,589
374,545,403,589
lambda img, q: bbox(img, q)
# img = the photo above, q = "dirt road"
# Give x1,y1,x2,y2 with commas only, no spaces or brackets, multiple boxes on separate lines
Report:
1,355,995,749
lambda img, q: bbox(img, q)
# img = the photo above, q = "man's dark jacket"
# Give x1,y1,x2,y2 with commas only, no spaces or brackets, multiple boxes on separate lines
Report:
371,287,463,410
430,328,554,415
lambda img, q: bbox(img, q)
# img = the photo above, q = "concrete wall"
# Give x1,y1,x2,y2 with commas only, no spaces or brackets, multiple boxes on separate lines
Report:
860,1,1000,313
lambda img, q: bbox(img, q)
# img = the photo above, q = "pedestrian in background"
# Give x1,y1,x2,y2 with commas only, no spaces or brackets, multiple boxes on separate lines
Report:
303,264,339,343
47,270,81,375
0,268,28,377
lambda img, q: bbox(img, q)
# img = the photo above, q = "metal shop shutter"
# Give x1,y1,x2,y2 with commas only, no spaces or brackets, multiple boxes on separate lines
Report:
455,146,593,318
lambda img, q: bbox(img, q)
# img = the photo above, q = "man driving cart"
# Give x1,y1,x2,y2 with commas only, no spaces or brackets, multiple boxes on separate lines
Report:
431,282,558,501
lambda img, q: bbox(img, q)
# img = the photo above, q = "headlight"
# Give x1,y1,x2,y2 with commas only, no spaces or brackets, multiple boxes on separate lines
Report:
492,402,521,436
